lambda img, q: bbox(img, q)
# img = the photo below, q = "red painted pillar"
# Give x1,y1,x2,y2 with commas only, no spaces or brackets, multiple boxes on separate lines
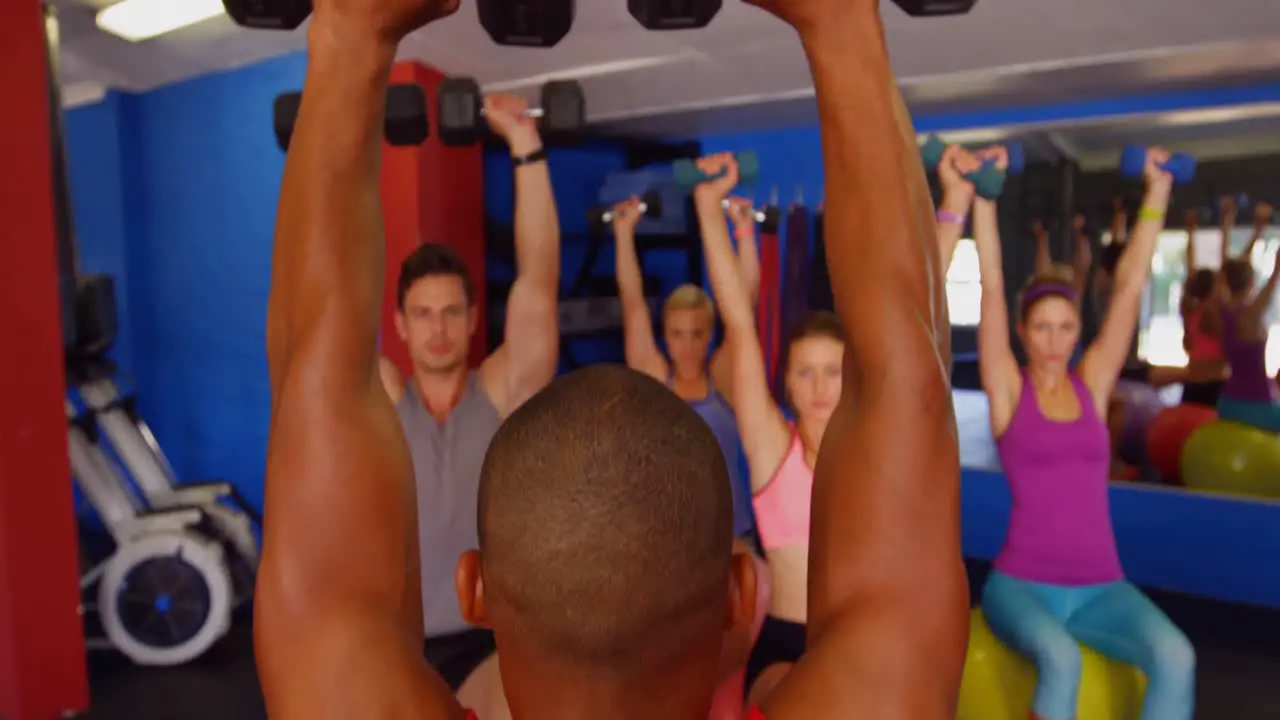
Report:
380,62,487,374
0,1,91,718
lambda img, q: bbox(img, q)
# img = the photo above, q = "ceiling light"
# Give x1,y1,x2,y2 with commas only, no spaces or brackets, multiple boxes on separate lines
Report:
96,0,226,42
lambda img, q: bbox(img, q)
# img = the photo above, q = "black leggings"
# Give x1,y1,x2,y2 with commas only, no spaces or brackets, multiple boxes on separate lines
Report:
744,615,806,698
1182,380,1225,407
423,628,496,691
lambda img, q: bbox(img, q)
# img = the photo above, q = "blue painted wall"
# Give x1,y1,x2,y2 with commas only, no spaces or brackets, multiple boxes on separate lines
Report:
64,52,307,517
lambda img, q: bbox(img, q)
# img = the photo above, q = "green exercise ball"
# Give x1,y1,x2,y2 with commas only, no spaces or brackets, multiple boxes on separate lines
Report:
1180,420,1280,500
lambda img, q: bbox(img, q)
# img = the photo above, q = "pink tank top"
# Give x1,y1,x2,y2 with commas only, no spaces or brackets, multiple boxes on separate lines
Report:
1185,307,1223,361
752,433,812,550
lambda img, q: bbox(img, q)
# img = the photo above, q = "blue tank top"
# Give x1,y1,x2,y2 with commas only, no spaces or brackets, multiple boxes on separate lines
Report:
672,376,754,537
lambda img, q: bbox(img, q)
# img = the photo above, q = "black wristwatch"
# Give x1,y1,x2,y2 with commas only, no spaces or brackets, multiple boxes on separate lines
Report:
511,146,549,167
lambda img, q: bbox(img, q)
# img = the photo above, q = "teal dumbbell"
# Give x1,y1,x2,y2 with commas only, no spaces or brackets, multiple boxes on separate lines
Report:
673,151,760,192
920,135,1024,200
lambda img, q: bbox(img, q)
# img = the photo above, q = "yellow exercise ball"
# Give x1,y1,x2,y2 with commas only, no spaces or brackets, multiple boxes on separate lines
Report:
1180,420,1280,500
958,609,1147,720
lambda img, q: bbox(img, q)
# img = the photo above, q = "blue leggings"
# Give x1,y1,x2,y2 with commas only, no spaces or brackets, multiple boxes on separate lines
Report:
1217,396,1280,433
982,572,1195,720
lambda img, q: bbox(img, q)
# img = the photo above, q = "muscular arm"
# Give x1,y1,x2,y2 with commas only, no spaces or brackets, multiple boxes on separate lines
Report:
482,133,560,418
258,24,460,720
615,219,667,379
1080,181,1171,407
766,11,966,720
695,194,791,491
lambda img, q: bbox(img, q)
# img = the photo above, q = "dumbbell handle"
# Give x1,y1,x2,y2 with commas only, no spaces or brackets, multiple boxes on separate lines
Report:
721,198,767,224
480,107,546,120
600,202,651,224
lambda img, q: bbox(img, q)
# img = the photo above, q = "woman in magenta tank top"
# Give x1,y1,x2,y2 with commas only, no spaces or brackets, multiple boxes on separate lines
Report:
1201,199,1280,430
610,195,759,539
690,155,845,710
974,147,1194,720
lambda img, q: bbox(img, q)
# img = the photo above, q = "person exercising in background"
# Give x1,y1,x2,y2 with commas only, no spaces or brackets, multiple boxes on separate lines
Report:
973,147,1195,720
376,92,561,706
1177,208,1229,407
1202,197,1280,430
257,0,967,716
687,152,843,708
610,193,761,540
1032,217,1093,304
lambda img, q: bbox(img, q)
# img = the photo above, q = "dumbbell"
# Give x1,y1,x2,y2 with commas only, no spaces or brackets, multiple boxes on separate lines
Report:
628,0,975,29
272,85,428,151
437,77,586,148
479,0,575,47
723,200,782,234
1119,145,1196,185
919,136,1025,200
673,152,760,192
222,0,311,29
588,190,665,235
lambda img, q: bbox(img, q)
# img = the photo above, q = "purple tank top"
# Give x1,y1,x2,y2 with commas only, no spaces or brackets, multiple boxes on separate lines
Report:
672,377,754,537
1221,307,1275,403
993,371,1123,586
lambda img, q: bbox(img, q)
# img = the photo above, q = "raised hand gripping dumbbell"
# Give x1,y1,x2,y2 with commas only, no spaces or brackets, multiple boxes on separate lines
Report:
589,190,664,236
673,152,760,192
437,78,586,148
1120,145,1195,185
920,135,1024,200
722,198,782,234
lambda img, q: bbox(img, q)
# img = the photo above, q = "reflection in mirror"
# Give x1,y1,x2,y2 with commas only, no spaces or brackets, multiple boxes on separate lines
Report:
940,110,1280,505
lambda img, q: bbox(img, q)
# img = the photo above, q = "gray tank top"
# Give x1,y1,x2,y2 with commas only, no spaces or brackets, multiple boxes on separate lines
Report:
397,372,503,637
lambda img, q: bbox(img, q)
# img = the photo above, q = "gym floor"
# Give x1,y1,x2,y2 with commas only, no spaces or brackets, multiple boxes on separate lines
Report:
81,560,1280,719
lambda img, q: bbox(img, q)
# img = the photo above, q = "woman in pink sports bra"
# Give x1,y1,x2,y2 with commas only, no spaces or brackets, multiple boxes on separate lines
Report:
1178,208,1230,407
689,156,845,710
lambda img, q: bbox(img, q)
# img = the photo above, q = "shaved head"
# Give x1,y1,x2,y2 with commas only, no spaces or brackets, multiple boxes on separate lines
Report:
476,365,733,668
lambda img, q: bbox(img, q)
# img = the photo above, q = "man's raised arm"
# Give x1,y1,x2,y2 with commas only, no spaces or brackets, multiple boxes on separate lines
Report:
482,95,561,417
754,1,967,718
257,2,464,719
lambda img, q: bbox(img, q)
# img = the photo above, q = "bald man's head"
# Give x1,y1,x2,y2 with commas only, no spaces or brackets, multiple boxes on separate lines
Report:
469,365,735,669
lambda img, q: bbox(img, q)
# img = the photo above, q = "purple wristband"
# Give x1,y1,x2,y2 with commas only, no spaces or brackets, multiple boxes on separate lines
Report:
936,209,966,226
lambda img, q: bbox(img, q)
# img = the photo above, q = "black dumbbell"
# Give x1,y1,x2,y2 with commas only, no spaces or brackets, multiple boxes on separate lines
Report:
437,77,586,148
223,0,311,29
479,0,575,47
628,0,974,30
724,200,782,234
272,85,428,151
589,190,664,235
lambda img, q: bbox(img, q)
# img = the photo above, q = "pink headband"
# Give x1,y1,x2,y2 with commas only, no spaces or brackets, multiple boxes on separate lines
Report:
1021,283,1078,316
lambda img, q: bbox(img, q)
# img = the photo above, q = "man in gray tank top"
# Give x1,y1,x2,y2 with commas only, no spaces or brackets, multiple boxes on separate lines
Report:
379,93,560,708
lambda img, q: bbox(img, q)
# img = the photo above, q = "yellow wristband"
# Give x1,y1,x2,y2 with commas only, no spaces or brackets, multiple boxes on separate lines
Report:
1138,206,1165,223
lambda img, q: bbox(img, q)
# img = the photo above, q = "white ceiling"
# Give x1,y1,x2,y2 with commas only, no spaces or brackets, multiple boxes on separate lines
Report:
51,0,1280,144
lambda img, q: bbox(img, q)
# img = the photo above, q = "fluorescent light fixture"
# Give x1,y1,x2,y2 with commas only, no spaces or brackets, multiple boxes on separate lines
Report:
96,0,226,42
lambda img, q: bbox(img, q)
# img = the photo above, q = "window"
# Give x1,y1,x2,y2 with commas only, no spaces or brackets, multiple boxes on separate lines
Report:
946,238,981,326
